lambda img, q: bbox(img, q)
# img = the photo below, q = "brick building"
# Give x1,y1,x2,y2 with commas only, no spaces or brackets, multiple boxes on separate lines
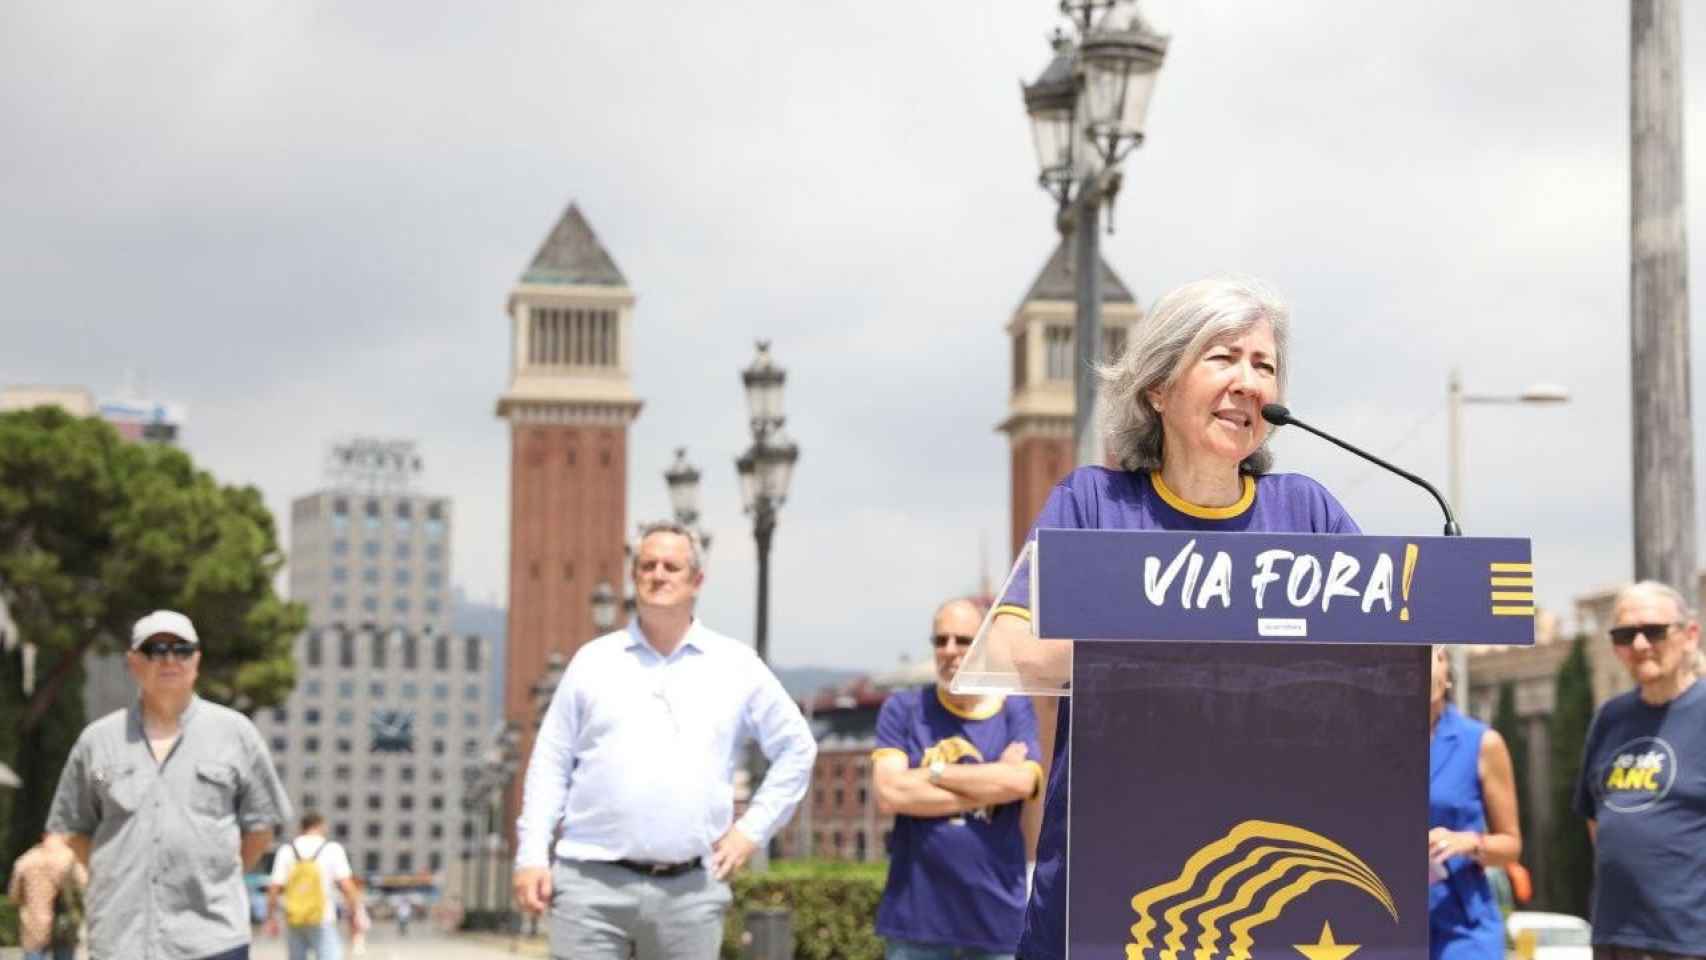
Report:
997,240,1141,557
495,203,640,825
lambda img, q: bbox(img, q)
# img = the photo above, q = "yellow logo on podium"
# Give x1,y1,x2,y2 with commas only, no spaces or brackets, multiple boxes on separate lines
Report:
1126,820,1396,960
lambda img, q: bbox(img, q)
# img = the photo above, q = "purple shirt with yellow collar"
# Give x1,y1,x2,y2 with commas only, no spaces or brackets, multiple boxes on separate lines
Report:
998,466,1358,960
874,684,1043,952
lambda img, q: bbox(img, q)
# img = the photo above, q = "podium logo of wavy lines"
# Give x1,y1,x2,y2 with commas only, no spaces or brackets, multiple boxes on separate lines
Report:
1126,820,1397,960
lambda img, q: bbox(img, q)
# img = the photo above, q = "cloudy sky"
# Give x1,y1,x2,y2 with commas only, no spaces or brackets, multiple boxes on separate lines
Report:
3,1,1703,672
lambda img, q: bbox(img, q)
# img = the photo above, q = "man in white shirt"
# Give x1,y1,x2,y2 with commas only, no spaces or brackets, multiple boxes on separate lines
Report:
266,813,360,960
513,521,817,959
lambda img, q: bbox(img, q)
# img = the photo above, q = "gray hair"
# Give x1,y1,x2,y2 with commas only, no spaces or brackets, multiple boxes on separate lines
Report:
1098,276,1292,474
634,520,706,572
1616,579,1695,621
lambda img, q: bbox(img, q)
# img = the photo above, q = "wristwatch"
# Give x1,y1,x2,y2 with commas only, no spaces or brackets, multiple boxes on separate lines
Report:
928,760,947,784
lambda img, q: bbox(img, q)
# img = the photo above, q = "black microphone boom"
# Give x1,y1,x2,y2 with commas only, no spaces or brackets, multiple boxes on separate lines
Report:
1261,403,1462,536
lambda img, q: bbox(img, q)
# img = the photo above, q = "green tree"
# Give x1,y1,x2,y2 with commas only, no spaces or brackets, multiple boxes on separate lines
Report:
0,406,304,875
1491,681,1533,869
1546,633,1596,915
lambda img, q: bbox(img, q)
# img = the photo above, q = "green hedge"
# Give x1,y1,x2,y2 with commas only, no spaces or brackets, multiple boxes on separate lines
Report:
0,894,18,947
722,859,889,960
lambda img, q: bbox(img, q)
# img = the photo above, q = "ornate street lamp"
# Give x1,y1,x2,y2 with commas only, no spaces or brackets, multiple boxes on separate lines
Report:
736,342,800,666
590,581,618,633
665,448,702,527
1022,0,1168,467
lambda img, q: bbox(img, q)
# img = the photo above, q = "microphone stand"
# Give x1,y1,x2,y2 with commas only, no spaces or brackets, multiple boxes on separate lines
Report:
1262,403,1462,537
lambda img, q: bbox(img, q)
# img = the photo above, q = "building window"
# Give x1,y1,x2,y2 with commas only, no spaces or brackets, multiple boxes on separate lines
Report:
398,824,413,840
305,708,321,725
425,570,443,589
400,795,415,811
367,764,383,780
430,824,444,840
305,679,322,696
429,768,444,783
464,711,479,728
1044,325,1073,381
364,500,381,533
336,709,353,725
334,765,350,781
434,638,450,671
362,541,380,558
303,762,319,780
334,794,350,811
330,594,347,611
462,821,474,840
272,706,288,724
362,596,378,613
332,539,349,556
464,636,481,672
430,795,444,812
402,682,418,700
432,739,446,757
402,635,419,670
433,711,448,728
271,737,287,753
431,681,449,700
394,517,411,537
332,566,349,583
337,680,355,698
426,518,445,541
856,832,868,860
367,794,383,811
858,786,868,807
306,634,322,668
397,850,412,869
362,567,380,585
1013,330,1027,390
834,788,843,810
364,851,380,872
463,683,481,702
369,681,385,698
366,823,381,839
464,739,479,757
333,498,349,516
372,638,387,670
1103,325,1127,363
428,851,442,872
426,544,443,562
335,737,352,754
333,824,349,841
425,597,441,615
338,633,355,667
394,568,411,586
393,596,410,614
401,767,416,784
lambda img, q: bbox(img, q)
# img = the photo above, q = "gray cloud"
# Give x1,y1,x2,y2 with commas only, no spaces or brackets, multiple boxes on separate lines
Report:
4,0,1706,671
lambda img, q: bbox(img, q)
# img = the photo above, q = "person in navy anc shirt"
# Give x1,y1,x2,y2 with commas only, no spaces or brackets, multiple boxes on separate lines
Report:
1574,580,1706,960
983,277,1360,960
871,597,1044,960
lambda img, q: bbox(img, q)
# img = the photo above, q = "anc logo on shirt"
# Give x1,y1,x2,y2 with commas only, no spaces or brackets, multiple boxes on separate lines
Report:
1127,820,1396,960
1601,736,1678,813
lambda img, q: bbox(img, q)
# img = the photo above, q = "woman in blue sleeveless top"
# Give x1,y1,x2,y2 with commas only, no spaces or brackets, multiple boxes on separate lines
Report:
1428,645,1523,959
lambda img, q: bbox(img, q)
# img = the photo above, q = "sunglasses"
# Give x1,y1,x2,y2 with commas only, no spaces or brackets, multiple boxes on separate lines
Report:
136,641,198,662
1608,623,1679,647
931,633,974,650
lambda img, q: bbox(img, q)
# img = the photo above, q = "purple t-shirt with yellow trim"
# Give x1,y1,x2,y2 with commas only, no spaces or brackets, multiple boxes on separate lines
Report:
874,685,1043,952
1000,466,1358,960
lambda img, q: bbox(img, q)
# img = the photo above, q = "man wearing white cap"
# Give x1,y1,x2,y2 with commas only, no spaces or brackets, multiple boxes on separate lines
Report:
46,610,292,960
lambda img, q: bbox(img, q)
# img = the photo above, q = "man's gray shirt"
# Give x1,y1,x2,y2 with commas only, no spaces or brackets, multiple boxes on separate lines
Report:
47,695,291,960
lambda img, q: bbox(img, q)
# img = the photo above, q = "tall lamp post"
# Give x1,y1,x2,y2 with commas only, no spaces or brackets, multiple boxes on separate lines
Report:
1447,369,1569,710
665,448,713,556
736,342,800,666
1023,1,1168,467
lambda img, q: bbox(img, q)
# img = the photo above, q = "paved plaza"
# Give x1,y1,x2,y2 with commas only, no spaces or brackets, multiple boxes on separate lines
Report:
250,928,546,960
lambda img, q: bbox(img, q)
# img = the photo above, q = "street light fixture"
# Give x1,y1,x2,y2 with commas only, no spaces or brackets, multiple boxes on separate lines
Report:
665,448,702,527
1446,368,1571,711
1021,1,1168,467
736,342,801,667
590,580,618,633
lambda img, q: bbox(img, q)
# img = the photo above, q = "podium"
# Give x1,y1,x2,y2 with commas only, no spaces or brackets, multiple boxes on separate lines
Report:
955,529,1534,959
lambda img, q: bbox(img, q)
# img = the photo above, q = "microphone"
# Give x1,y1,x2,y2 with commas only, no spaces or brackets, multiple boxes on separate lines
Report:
1261,403,1462,536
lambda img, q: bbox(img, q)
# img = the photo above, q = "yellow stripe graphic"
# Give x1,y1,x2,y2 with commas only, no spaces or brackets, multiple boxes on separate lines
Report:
1489,562,1533,573
1128,821,1395,960
1490,576,1534,587
1492,606,1536,616
1490,591,1535,602
1188,854,1394,960
1155,843,1379,958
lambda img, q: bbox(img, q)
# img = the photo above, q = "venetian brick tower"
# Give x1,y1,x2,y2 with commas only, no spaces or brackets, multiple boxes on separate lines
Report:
496,203,641,821
997,239,1141,558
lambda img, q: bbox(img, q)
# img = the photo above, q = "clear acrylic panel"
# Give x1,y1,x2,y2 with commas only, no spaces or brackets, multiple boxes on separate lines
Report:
950,542,1074,697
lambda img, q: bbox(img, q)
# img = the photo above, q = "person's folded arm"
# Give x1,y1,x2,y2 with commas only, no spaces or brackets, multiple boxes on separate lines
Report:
872,751,972,818
934,752,1044,806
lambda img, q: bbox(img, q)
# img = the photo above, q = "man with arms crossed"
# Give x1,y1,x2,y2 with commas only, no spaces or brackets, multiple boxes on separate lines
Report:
513,521,817,959
1574,580,1706,960
872,597,1043,960
47,610,291,960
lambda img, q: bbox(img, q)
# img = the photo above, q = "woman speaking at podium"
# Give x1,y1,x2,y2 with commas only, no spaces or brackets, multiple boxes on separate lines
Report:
986,276,1359,960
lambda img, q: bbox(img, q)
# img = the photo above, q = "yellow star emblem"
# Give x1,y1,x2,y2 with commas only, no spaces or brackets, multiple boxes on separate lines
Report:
1293,921,1360,960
